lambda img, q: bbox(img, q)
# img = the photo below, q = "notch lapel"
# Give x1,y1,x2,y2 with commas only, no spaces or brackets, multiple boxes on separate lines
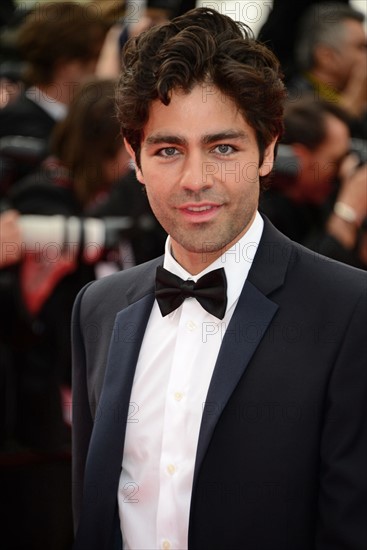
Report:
193,280,279,486
193,217,292,487
74,292,155,550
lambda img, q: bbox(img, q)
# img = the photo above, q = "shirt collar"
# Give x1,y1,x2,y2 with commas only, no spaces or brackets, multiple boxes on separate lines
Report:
26,86,68,121
163,211,264,314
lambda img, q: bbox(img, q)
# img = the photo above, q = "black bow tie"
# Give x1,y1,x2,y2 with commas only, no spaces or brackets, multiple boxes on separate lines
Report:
155,265,227,319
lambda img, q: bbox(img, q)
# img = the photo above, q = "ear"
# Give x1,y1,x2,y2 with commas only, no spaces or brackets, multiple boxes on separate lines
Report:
124,138,144,184
259,137,278,177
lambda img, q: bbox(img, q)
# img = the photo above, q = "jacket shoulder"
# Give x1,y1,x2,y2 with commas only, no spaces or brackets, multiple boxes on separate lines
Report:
0,94,54,138
256,217,366,305
291,239,367,295
76,256,163,318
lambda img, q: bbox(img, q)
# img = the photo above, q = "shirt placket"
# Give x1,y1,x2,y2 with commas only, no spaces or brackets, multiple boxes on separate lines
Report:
156,298,202,550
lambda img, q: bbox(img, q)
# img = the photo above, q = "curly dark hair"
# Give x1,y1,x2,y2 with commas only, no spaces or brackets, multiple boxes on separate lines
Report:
17,2,108,86
116,7,286,186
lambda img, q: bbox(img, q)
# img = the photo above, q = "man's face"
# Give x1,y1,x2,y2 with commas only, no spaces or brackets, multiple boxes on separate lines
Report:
334,18,367,89
126,84,276,273
296,114,350,204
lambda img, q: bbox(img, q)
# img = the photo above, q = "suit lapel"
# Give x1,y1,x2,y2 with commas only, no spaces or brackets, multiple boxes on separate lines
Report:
76,292,155,550
193,280,278,485
193,217,292,486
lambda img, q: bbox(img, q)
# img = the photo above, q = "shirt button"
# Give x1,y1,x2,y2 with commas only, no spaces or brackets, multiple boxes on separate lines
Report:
162,540,171,550
167,464,176,475
186,320,197,331
174,391,183,402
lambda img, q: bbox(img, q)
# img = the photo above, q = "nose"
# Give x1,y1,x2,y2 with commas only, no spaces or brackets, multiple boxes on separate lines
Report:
179,151,215,191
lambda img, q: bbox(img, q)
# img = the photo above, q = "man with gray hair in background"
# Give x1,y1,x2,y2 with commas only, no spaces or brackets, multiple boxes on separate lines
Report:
288,2,367,138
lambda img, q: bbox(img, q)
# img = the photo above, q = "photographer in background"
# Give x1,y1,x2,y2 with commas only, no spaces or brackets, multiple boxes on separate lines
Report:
287,2,367,139
260,96,367,269
0,77,131,550
1,78,130,427
0,2,108,191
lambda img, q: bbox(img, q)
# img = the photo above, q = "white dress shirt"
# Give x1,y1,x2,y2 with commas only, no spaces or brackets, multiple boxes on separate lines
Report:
26,86,67,121
118,212,264,550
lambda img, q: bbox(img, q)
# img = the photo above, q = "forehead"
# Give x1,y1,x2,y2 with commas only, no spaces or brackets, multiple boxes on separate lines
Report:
142,84,256,141
342,18,367,45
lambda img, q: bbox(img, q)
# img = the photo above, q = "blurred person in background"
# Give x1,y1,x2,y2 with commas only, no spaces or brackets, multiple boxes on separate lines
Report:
1,79,129,445
96,0,196,78
0,1,109,191
0,78,126,550
257,0,350,82
287,2,367,139
0,1,27,109
260,96,367,269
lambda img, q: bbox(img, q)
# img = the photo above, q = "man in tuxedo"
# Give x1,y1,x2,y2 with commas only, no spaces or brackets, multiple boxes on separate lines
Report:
71,8,367,550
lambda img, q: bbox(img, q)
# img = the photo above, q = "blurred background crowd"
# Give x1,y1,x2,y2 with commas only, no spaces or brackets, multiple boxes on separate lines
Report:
0,1,366,548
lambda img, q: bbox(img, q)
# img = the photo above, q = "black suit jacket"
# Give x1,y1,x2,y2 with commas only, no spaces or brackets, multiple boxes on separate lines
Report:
71,218,367,550
0,93,55,140
0,93,55,188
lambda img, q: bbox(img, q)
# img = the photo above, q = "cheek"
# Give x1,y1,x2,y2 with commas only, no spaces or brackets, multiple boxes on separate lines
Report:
145,185,165,213
215,161,260,188
141,163,177,197
243,163,261,186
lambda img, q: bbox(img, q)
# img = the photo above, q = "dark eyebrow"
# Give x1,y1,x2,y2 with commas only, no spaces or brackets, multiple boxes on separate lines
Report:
145,134,188,146
202,131,250,144
144,130,250,147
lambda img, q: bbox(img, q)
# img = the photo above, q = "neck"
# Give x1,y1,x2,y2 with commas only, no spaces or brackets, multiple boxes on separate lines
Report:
170,247,224,276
